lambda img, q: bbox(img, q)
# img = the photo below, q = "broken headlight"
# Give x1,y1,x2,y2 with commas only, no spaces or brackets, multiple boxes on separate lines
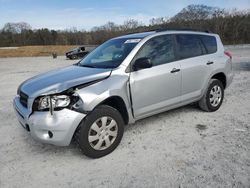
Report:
33,93,85,113
37,95,70,110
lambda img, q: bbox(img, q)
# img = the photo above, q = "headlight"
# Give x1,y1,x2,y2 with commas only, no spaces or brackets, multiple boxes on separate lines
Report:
38,95,70,110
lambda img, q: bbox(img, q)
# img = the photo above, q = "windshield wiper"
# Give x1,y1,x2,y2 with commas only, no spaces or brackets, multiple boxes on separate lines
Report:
77,63,113,69
80,64,97,68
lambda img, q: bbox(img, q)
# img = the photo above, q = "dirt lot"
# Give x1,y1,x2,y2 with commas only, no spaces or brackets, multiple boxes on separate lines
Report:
0,47,249,187
0,45,79,57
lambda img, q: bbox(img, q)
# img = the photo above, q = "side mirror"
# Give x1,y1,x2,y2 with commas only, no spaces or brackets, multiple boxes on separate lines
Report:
133,57,152,71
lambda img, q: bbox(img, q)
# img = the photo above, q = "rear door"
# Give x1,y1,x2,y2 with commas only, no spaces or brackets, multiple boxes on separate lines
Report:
175,34,216,101
129,34,181,119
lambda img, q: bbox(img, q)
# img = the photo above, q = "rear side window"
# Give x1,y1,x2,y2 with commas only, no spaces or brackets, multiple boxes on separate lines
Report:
200,35,217,54
176,34,204,59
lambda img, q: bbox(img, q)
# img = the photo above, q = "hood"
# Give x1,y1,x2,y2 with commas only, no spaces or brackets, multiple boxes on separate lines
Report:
19,65,111,98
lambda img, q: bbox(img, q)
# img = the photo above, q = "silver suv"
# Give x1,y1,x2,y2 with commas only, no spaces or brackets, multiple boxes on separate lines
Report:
13,30,234,158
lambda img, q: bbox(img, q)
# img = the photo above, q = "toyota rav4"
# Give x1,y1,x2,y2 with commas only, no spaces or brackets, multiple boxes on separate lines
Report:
13,30,234,158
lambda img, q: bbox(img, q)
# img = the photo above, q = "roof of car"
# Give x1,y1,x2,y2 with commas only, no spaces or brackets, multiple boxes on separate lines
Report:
115,29,214,40
116,31,156,39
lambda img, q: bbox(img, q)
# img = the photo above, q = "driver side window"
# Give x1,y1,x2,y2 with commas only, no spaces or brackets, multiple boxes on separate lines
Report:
134,35,176,66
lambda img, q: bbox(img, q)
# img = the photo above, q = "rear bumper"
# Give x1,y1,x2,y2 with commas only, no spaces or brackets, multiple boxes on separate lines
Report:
225,58,234,89
226,71,234,88
13,96,86,146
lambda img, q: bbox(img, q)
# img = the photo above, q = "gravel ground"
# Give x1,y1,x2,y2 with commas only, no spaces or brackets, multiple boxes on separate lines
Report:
0,48,249,188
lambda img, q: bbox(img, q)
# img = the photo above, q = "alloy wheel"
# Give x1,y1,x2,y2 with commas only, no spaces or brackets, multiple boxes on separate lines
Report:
209,85,222,107
88,116,118,150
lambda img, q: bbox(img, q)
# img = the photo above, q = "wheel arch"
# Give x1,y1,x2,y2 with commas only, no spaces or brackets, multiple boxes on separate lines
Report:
211,72,226,89
98,96,129,125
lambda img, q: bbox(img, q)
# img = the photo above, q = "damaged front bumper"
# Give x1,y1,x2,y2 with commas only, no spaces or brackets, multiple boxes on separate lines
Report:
13,96,86,146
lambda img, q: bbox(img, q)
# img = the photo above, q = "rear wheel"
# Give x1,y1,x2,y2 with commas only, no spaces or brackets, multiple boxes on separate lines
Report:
74,105,124,158
199,79,224,112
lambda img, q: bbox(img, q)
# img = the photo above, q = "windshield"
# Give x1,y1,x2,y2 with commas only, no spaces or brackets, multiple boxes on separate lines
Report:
78,38,141,69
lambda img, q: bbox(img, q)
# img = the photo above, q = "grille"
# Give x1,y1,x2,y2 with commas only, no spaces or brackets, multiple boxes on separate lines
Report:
20,91,28,108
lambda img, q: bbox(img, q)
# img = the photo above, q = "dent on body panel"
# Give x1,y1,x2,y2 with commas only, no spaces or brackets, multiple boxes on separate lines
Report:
76,75,130,112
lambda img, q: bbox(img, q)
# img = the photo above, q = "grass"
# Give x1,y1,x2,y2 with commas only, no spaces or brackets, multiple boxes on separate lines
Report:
0,45,79,58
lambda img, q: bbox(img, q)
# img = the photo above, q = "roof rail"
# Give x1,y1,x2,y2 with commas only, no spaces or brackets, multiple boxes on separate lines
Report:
155,28,212,33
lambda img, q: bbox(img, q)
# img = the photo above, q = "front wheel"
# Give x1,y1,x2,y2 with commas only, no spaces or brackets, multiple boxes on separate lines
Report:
199,79,224,112
74,105,124,158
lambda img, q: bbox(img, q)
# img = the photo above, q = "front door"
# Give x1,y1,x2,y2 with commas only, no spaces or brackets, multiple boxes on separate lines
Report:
129,34,181,119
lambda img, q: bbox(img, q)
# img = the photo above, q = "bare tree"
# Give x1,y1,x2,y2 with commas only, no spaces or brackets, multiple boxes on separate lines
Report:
3,22,31,33
171,4,220,21
149,17,169,25
122,19,141,30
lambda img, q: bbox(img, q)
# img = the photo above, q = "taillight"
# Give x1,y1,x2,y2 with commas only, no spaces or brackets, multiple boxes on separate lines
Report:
224,51,232,59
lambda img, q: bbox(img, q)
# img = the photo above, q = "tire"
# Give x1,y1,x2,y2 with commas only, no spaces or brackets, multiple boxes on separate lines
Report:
199,79,224,112
74,105,124,158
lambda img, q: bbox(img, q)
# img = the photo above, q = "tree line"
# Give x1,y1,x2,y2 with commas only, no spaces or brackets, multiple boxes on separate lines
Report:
0,4,250,47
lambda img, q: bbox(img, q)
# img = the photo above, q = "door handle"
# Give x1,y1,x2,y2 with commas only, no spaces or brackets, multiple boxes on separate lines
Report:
206,61,214,65
170,68,180,73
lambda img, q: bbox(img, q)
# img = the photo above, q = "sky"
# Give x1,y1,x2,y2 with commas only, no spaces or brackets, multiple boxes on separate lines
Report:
0,0,250,30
